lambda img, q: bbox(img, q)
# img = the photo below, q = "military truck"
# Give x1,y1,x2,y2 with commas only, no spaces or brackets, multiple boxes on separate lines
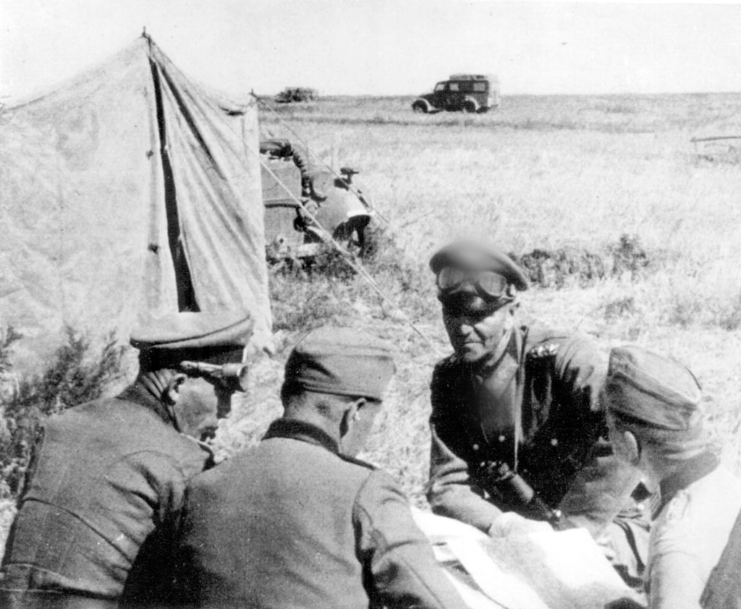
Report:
260,139,371,259
411,74,500,114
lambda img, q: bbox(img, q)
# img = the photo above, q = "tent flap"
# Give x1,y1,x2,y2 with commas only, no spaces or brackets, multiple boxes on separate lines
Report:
0,38,271,372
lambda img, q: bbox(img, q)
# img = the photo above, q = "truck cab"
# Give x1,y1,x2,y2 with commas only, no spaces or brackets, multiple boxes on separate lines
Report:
412,74,500,114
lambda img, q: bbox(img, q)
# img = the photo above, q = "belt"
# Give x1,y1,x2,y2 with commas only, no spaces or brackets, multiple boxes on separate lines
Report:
0,589,118,609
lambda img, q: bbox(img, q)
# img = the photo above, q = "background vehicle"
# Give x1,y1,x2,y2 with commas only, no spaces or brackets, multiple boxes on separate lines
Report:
274,87,317,104
411,74,500,114
260,139,371,259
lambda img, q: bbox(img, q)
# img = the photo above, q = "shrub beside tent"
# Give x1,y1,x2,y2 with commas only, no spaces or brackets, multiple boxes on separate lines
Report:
0,36,271,373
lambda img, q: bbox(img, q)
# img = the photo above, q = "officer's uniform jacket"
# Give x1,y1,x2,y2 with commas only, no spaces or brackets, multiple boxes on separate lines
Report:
702,499,741,609
174,419,466,609
0,384,210,606
428,321,641,535
648,458,741,609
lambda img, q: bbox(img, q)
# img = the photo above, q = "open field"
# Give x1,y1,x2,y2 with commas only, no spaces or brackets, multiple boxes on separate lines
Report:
3,93,741,537
217,92,741,505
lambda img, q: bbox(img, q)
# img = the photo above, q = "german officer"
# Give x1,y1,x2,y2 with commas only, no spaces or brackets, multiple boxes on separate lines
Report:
173,327,467,609
604,346,741,609
0,311,253,608
427,240,647,584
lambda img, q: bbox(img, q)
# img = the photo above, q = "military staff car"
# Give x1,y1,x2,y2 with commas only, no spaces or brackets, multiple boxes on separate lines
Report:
260,139,371,259
411,74,500,114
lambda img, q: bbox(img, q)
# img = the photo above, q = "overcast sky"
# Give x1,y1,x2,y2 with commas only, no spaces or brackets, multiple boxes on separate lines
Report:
2,0,741,102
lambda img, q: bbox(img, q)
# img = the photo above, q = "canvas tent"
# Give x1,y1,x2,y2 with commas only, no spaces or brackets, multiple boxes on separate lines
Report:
0,36,271,372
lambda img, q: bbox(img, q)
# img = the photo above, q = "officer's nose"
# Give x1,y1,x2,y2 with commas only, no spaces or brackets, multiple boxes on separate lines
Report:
459,323,475,338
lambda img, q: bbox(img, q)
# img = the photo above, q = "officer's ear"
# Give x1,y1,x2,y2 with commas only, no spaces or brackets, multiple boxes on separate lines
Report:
164,373,188,406
621,430,641,466
339,397,374,458
340,397,367,436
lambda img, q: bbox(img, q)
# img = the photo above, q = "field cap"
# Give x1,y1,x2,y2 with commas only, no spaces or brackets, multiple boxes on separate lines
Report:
429,241,529,292
604,346,702,431
131,311,253,368
283,327,395,401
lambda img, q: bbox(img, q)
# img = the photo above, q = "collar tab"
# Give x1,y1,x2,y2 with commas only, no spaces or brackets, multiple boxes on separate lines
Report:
263,419,340,454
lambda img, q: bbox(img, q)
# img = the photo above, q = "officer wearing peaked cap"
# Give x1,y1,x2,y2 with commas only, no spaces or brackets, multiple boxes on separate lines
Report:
604,346,741,609
427,240,649,585
173,327,467,609
0,311,254,609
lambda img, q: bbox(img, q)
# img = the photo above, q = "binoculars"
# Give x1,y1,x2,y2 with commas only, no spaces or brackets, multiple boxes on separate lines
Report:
179,361,249,392
479,461,564,530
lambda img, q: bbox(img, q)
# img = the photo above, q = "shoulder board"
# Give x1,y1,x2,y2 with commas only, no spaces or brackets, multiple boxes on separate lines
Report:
528,342,560,358
338,454,378,471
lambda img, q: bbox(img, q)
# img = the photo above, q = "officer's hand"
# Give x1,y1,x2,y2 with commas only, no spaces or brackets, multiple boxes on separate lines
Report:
488,512,553,538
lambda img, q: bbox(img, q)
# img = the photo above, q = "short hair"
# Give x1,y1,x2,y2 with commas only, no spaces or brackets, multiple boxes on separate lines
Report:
611,409,714,461
280,383,379,419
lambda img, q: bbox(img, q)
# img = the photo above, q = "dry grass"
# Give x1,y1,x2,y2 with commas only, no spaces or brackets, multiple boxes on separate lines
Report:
3,93,741,547
247,92,741,503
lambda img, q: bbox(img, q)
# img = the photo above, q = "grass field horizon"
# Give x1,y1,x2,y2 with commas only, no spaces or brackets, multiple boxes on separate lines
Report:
251,91,741,502
2,92,741,552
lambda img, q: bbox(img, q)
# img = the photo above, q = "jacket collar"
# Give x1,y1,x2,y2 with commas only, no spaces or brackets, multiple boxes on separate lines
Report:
263,418,340,455
654,451,719,519
117,383,174,427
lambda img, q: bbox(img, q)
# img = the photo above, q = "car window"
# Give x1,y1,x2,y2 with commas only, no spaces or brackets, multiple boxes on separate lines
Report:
473,82,487,92
434,83,445,92
449,83,459,92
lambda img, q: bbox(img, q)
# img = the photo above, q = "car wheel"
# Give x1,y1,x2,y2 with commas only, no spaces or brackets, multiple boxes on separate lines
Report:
412,101,428,114
462,100,478,113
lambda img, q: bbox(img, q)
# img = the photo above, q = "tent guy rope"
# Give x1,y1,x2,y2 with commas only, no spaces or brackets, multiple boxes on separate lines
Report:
254,149,440,352
250,93,396,233
144,38,440,353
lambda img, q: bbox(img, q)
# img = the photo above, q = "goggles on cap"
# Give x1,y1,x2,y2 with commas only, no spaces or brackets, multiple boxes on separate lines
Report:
436,266,509,300
179,361,249,393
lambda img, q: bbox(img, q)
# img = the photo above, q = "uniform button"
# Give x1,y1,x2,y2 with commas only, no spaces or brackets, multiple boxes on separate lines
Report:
472,444,479,451
551,438,558,446
498,435,506,443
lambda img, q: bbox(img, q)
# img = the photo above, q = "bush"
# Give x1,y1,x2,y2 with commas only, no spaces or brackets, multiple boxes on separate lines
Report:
274,87,318,104
0,327,125,498
610,234,650,278
513,234,651,289
267,222,438,346
360,223,437,319
515,246,607,289
603,296,637,322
